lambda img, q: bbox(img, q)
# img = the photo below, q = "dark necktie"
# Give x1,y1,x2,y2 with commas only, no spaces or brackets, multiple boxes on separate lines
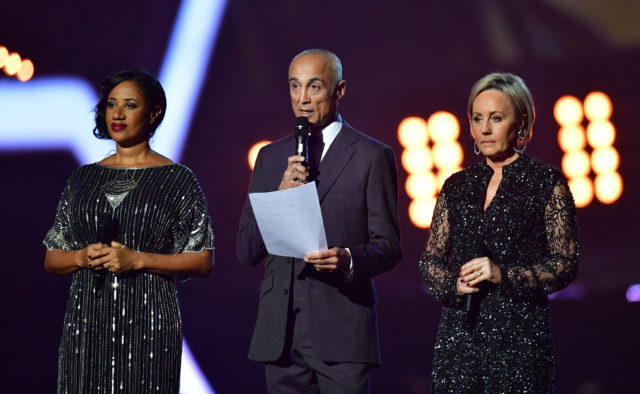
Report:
307,132,324,181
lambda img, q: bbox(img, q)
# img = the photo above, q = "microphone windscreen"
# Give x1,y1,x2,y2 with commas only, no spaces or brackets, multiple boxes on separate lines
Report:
295,117,310,136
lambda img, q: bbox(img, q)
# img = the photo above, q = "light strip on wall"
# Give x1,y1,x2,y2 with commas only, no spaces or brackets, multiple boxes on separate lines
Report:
0,78,110,163
156,0,228,161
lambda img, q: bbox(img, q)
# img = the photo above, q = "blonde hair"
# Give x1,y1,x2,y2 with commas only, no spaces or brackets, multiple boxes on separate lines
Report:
467,72,535,141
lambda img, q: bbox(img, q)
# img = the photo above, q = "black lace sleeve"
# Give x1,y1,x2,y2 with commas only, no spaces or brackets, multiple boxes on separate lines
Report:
499,176,579,299
418,185,462,307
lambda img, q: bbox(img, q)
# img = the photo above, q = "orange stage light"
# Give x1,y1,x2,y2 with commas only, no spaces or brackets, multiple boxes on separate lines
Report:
586,120,615,149
248,141,271,170
554,96,583,126
4,52,21,75
0,46,8,68
401,147,433,173
409,198,437,229
17,59,34,82
594,172,623,204
557,125,586,153
427,111,460,142
591,147,619,174
562,151,591,178
406,173,437,200
584,92,612,122
398,117,429,148
568,177,593,208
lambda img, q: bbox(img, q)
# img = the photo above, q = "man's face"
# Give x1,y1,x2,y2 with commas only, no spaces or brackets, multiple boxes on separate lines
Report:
288,53,345,130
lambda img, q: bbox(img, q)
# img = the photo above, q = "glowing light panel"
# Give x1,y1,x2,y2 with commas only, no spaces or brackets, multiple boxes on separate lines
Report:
555,92,621,206
398,112,462,228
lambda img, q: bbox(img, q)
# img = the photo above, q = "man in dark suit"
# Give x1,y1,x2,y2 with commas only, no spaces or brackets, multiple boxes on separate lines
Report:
237,49,401,393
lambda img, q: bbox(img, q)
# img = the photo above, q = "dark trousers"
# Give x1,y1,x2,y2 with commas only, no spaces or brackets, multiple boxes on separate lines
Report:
265,309,372,394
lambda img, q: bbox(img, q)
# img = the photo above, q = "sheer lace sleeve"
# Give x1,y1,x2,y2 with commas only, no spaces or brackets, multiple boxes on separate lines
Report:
500,177,579,299
418,186,461,307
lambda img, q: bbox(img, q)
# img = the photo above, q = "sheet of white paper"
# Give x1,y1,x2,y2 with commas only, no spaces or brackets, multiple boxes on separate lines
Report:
249,182,328,259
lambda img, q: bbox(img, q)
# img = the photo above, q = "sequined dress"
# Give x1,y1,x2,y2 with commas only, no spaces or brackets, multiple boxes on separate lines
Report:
44,163,214,393
419,154,579,393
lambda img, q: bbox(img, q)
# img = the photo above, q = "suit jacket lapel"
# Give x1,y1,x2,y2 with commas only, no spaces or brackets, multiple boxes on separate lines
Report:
316,122,357,202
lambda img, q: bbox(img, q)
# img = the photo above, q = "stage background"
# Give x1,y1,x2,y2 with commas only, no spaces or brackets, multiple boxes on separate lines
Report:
1,1,638,392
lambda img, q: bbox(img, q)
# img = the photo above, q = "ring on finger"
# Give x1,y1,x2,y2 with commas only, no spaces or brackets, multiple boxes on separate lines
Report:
476,270,483,277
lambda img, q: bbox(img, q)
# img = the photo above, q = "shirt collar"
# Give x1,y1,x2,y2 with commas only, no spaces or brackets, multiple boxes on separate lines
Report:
316,114,342,159
318,113,342,147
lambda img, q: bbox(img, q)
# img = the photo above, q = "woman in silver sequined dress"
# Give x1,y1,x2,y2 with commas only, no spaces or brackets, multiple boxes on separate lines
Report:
44,70,214,393
420,73,579,393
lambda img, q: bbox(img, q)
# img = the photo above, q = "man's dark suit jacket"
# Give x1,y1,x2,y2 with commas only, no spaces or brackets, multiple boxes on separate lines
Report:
237,121,401,365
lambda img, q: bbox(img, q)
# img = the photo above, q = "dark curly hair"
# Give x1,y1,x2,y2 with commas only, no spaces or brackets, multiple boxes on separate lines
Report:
93,69,167,140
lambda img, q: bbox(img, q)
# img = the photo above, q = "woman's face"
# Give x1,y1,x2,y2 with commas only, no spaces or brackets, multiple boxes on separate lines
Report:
470,89,522,160
105,80,157,145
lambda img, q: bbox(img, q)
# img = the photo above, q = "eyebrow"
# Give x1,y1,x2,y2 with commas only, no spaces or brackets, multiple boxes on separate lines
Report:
107,97,139,102
289,77,325,84
472,110,505,116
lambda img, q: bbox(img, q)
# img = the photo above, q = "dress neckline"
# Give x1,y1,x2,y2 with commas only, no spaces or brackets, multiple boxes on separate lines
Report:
481,152,528,175
94,162,178,170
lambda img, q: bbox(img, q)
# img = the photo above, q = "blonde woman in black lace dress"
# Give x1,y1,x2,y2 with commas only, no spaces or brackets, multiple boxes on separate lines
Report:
44,70,214,393
420,73,579,393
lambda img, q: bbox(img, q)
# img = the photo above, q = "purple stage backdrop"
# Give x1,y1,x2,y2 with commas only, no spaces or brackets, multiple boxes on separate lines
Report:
1,1,639,393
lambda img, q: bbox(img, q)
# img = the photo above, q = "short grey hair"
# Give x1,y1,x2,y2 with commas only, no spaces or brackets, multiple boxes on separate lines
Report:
290,49,343,92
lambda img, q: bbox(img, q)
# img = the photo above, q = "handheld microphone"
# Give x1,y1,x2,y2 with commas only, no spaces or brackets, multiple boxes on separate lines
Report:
463,292,474,316
97,212,118,246
462,294,476,330
95,213,119,290
294,116,311,165
462,242,490,330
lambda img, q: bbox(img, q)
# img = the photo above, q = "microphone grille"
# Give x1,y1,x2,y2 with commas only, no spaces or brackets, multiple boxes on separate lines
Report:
295,116,310,129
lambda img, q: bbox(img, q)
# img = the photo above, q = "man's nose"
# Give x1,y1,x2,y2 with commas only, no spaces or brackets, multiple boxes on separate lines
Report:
300,88,311,103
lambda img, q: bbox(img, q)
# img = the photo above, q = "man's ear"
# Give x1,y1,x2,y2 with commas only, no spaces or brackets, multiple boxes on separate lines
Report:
334,80,346,100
